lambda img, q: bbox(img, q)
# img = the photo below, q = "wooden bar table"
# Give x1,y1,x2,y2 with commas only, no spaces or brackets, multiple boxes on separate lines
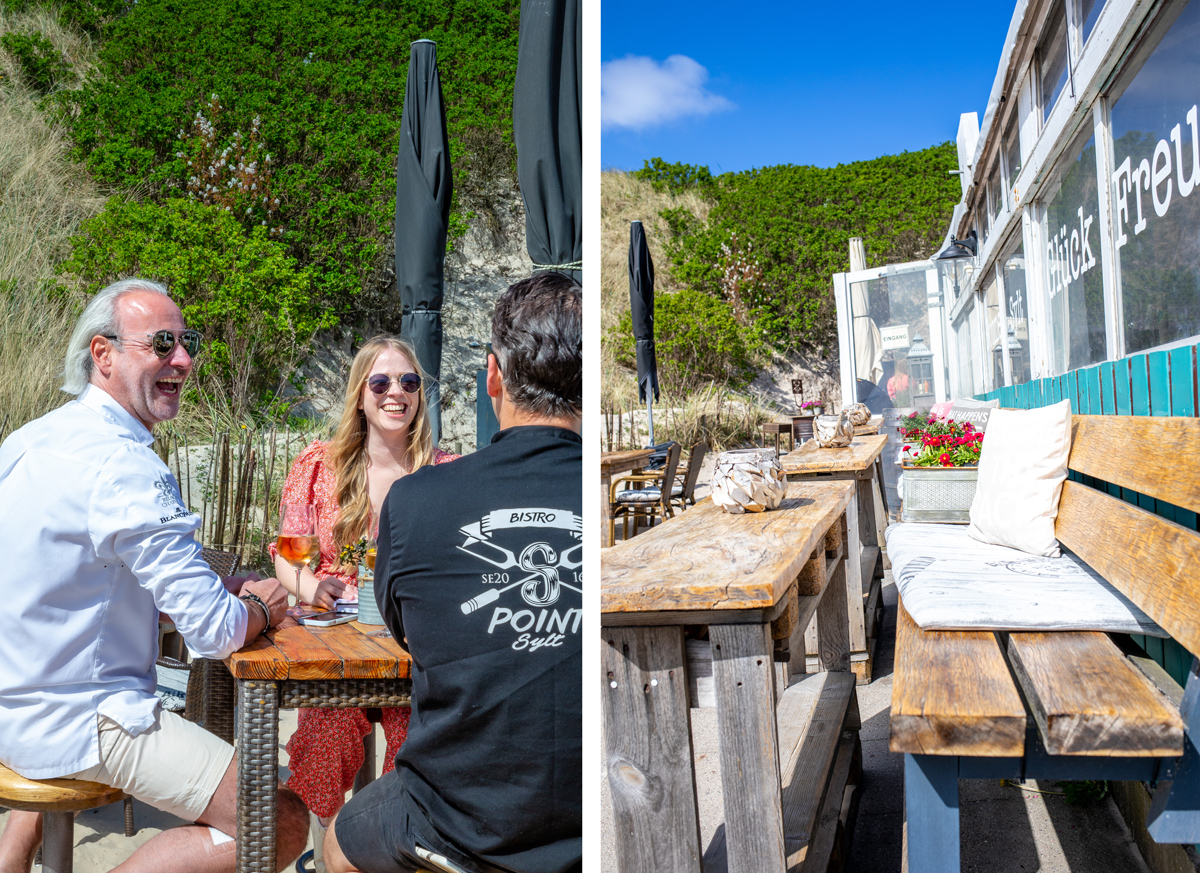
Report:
601,449,654,547
781,434,889,684
602,481,860,873
761,421,794,454
212,618,412,873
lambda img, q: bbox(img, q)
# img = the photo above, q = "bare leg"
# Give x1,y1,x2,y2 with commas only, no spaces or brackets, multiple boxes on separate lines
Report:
322,813,360,873
0,810,40,873
111,756,308,873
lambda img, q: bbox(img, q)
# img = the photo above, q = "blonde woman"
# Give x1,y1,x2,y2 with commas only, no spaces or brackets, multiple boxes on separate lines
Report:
269,336,457,860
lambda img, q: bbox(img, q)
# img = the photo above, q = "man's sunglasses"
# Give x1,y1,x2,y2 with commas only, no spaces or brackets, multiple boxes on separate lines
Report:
367,373,421,395
104,329,204,359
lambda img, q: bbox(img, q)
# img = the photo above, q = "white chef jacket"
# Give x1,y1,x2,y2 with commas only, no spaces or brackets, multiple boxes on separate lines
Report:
0,385,250,778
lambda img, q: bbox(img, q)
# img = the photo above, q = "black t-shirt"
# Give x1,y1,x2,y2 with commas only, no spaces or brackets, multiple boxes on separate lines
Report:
376,425,582,873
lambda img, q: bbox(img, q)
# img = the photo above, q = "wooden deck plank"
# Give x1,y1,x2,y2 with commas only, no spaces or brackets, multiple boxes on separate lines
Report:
890,601,1025,756
602,481,853,615
1005,631,1184,757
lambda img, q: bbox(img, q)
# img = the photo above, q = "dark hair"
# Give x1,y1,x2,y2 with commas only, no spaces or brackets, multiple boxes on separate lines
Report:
491,272,582,419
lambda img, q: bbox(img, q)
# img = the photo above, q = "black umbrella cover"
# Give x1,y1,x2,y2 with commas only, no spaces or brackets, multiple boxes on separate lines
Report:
395,39,452,440
629,221,658,404
513,0,582,282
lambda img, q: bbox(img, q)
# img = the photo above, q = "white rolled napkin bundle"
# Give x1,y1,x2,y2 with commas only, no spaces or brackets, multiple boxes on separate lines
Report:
813,410,854,448
710,448,788,513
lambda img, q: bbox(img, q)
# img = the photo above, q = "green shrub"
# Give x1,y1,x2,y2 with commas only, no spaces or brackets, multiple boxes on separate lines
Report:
634,157,714,193
58,197,332,418
612,287,756,393
661,143,961,351
56,0,520,323
0,30,71,94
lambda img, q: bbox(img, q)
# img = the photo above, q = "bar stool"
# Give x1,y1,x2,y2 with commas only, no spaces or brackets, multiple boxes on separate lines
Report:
0,763,128,873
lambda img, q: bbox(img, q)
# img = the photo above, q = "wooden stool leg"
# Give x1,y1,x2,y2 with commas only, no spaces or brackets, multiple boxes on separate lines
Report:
353,723,376,794
41,810,74,873
124,795,135,836
904,754,960,873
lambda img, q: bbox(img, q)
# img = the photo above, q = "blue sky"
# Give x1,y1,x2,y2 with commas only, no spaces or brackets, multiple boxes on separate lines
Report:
601,2,1018,173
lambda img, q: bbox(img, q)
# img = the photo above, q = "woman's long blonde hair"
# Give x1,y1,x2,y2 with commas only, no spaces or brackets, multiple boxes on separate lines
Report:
328,336,435,554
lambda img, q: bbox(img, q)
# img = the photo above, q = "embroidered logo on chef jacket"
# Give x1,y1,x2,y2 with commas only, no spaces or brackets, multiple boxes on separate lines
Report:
154,474,190,523
456,508,583,652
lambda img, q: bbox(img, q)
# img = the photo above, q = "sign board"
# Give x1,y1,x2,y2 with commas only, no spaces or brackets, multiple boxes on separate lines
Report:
880,323,910,350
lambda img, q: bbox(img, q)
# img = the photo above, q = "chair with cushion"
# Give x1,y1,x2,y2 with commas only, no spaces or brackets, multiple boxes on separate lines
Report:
672,441,708,511
0,763,129,873
609,441,682,543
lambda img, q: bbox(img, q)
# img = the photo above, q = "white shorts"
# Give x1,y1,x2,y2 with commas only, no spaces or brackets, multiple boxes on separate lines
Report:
68,710,234,823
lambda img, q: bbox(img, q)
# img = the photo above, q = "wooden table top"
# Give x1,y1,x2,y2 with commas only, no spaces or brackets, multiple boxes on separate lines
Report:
601,479,853,616
601,448,654,475
780,433,888,475
762,421,792,433
855,418,883,435
226,612,411,680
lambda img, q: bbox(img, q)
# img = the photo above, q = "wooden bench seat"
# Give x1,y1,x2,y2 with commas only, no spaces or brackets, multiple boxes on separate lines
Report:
892,414,1200,871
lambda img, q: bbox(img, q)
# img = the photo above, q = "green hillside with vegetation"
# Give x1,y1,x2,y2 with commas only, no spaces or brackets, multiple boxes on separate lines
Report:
606,144,960,395
1,0,519,423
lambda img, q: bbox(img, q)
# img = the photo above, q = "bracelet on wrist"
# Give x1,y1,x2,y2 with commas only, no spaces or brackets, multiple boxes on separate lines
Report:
239,593,272,632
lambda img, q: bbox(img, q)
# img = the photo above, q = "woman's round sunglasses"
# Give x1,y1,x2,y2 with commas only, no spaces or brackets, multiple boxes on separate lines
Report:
103,329,204,358
367,373,421,395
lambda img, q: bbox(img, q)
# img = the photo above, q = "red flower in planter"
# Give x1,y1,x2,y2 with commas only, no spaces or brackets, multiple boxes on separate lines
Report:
939,453,952,466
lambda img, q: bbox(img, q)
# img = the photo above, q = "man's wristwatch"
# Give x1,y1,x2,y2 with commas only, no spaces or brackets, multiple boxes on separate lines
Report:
239,592,273,632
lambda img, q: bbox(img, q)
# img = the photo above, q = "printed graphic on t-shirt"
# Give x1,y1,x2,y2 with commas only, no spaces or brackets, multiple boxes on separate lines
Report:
457,508,582,652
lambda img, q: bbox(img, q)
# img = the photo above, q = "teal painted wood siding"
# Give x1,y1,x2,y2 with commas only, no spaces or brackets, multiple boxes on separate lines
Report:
976,343,1200,686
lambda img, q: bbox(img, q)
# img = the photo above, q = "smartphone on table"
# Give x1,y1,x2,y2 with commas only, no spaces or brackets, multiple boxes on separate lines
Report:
297,610,356,627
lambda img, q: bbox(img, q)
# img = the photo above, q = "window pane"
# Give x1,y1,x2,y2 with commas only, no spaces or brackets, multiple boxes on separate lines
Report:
988,165,1002,223
954,303,976,399
1109,0,1200,353
1039,3,1070,124
984,274,1004,389
1081,0,1104,46
1001,240,1032,385
850,270,936,412
1004,114,1022,189
1045,133,1106,374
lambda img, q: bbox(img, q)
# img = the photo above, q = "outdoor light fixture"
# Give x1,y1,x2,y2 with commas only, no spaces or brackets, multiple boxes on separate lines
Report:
934,229,978,261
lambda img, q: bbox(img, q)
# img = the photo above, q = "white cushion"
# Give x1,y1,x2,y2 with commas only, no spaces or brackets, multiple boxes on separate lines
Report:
615,487,662,504
886,522,1165,635
967,399,1072,557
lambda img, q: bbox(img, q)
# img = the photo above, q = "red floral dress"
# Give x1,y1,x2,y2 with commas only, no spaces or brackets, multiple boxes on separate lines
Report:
271,439,458,817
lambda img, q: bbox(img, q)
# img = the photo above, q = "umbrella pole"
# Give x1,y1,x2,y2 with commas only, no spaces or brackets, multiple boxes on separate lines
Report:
646,396,654,447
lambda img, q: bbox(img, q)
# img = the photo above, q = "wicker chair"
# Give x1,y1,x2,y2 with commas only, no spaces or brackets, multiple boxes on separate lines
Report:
609,441,683,543
672,441,709,511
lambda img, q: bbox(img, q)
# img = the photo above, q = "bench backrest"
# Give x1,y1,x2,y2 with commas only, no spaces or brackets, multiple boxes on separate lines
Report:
1056,415,1200,658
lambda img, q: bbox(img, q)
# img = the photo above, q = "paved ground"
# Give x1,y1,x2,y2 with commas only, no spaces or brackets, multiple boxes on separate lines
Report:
601,569,1157,872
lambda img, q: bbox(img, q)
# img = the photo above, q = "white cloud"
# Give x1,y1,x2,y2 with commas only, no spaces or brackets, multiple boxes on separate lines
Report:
601,55,734,131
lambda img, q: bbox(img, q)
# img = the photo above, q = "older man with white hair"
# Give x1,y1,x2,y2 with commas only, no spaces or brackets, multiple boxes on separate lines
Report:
0,278,308,873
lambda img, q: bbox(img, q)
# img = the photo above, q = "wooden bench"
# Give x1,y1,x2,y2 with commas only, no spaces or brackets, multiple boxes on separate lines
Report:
891,414,1200,872
602,480,861,873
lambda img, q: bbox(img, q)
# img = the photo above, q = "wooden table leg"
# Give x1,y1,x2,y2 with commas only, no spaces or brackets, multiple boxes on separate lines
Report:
236,679,280,873
710,622,787,873
602,626,702,873
904,754,960,873
873,458,891,569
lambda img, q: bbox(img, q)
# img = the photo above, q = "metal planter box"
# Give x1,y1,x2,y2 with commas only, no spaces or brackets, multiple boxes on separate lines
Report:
900,465,978,523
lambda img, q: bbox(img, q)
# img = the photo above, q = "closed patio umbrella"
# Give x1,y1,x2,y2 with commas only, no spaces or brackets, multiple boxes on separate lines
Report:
513,0,581,282
628,220,658,444
395,39,452,443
